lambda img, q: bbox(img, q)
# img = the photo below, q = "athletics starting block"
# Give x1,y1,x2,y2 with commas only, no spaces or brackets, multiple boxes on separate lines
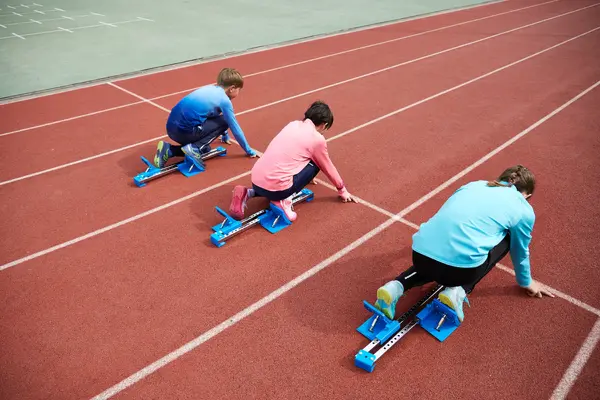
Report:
416,298,461,342
210,189,314,247
133,146,227,187
354,284,463,372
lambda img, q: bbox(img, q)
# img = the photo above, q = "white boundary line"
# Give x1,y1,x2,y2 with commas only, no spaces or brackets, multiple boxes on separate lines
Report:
1,6,597,187
89,79,600,400
1,28,597,267
0,101,146,137
0,0,559,135
495,264,600,316
551,318,600,400
106,82,169,112
0,0,509,104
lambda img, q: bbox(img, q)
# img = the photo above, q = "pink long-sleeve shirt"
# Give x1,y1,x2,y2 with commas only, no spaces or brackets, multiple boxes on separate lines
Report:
251,119,345,193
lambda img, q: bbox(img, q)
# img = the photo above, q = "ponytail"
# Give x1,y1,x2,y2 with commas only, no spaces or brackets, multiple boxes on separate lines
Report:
487,165,535,195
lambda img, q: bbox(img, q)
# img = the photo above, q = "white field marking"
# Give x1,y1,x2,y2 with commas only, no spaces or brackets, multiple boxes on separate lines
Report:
0,19,152,40
54,7,64,12
71,19,149,30
29,18,40,24
2,23,599,186
550,318,600,400
88,79,600,400
0,24,5,28
0,28,60,39
0,8,63,17
20,4,29,8
0,8,47,16
495,264,600,316
1,0,554,104
61,16,73,20
106,82,169,112
98,21,117,28
57,26,72,33
136,17,153,22
11,32,25,39
150,0,561,101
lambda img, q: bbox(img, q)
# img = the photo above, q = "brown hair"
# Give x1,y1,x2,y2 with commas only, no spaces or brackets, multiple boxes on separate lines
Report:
217,68,244,88
487,165,535,195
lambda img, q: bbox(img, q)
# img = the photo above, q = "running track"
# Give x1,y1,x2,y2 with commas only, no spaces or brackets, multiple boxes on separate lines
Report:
1,0,599,398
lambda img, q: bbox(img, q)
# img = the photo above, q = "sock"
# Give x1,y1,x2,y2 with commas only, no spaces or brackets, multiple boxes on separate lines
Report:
170,145,184,157
247,188,255,198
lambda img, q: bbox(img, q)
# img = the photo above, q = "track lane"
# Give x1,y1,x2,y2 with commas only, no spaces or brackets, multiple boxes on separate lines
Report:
1,5,598,265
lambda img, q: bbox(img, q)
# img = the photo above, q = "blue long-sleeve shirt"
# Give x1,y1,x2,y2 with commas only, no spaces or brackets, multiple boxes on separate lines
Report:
167,85,254,155
412,180,535,287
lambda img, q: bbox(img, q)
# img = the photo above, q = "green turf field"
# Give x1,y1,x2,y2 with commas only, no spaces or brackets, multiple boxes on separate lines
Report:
0,0,493,100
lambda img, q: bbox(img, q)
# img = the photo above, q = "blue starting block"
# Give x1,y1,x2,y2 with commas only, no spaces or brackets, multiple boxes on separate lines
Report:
356,301,401,342
177,155,206,177
133,146,227,187
416,298,461,342
354,285,446,373
210,188,314,247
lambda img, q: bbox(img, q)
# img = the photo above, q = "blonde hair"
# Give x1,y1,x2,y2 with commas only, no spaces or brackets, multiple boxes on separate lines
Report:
487,165,536,195
217,68,244,88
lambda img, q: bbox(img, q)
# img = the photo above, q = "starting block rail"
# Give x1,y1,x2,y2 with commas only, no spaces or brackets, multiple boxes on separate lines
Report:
210,189,314,247
355,284,446,372
133,146,227,187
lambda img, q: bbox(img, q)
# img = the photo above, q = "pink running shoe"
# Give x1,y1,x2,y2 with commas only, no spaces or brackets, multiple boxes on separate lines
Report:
229,185,249,219
271,196,297,221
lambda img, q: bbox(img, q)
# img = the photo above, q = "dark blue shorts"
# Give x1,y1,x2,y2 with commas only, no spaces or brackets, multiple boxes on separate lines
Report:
167,115,229,152
252,161,320,201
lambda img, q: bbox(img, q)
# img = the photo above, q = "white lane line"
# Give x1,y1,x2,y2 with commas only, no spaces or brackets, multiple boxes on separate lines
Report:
550,318,600,399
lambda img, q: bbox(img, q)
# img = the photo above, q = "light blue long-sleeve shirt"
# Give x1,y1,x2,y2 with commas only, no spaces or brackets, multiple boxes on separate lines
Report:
412,180,535,287
167,84,254,155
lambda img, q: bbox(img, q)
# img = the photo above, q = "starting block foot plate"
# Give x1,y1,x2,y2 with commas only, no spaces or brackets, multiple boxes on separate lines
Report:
356,301,401,343
211,206,242,233
258,203,293,234
416,298,461,342
133,156,161,187
178,155,205,177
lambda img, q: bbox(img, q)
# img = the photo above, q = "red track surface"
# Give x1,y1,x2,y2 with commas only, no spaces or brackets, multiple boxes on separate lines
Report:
1,1,599,399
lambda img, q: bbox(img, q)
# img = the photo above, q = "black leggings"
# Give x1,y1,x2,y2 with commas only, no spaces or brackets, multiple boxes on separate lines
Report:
395,234,511,294
252,161,320,201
